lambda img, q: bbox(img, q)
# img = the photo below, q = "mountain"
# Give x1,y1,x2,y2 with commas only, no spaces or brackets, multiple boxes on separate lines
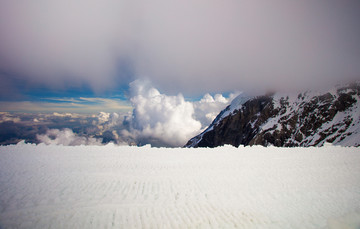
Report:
185,83,360,147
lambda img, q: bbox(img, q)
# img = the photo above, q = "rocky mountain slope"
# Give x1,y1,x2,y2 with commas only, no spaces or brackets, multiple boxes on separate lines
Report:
185,83,360,147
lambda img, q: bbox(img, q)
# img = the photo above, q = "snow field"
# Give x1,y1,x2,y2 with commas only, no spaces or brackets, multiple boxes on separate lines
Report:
0,144,359,228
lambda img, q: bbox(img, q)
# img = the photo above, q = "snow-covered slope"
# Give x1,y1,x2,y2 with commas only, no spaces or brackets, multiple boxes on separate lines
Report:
186,94,252,147
0,144,360,229
186,83,360,147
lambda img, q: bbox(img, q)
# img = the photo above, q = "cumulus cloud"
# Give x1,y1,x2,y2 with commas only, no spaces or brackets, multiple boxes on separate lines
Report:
0,112,21,123
1,0,359,96
193,93,239,127
97,112,111,124
118,80,233,147
2,82,236,147
93,111,125,135
37,128,102,146
123,80,202,146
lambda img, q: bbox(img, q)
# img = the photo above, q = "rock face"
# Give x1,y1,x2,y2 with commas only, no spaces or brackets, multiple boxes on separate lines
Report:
185,83,360,147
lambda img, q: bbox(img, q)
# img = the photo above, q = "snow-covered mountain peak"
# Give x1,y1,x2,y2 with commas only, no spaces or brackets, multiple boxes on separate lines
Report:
213,93,252,124
185,93,252,147
186,82,360,147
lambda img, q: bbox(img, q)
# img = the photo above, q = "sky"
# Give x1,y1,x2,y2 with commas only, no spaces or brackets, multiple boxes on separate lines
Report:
0,81,238,146
1,0,360,112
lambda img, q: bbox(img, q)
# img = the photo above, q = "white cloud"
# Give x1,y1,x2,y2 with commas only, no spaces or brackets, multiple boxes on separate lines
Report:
193,93,240,127
94,111,126,138
126,80,201,146
37,128,102,146
0,112,21,123
97,112,110,124
1,84,235,147
121,80,233,147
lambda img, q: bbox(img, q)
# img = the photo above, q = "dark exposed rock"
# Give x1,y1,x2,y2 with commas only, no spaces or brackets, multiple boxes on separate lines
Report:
185,83,360,147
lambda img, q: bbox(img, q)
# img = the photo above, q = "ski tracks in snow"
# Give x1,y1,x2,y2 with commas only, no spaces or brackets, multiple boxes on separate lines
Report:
0,144,360,228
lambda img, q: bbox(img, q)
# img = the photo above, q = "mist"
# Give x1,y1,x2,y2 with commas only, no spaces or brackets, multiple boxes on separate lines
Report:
1,0,360,96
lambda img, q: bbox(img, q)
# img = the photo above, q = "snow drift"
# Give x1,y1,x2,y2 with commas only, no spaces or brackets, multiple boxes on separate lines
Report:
0,144,359,228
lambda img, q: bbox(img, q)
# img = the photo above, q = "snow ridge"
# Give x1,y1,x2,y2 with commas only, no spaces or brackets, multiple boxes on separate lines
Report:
185,94,251,147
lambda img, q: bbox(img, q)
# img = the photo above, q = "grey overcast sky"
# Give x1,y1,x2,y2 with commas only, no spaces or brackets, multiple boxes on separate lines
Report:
1,0,360,99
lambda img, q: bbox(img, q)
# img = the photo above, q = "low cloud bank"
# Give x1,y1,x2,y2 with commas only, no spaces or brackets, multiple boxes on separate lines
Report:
32,80,238,147
2,1,359,97
37,128,102,146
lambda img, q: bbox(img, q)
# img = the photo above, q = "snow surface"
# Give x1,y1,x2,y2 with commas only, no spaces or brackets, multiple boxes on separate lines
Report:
216,93,251,123
0,144,360,229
